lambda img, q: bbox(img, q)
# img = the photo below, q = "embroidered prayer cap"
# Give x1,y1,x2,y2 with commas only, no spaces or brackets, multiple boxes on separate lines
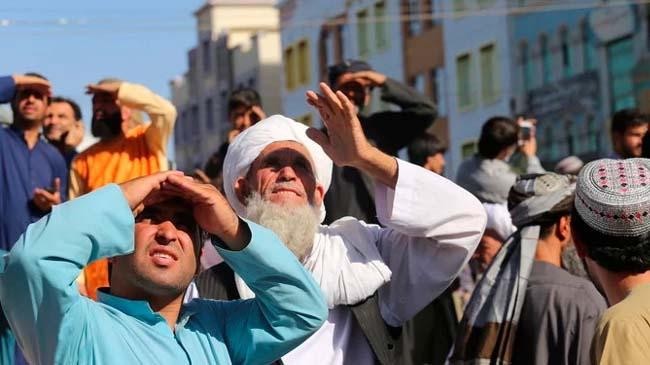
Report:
508,173,576,228
575,158,650,237
223,115,333,222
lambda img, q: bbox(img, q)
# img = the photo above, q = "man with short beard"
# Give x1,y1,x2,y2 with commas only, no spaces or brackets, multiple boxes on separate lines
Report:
0,73,67,365
43,96,85,167
195,83,487,365
0,171,327,364
70,79,177,299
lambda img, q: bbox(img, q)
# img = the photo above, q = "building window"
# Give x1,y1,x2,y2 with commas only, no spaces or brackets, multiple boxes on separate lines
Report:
607,36,636,111
456,53,473,110
581,20,595,71
357,9,370,58
480,43,499,103
284,46,296,90
560,28,572,78
565,120,575,155
202,40,211,72
540,34,552,85
374,1,389,50
297,39,311,86
461,140,477,159
205,98,214,131
407,0,422,36
423,0,434,28
477,0,495,9
521,41,533,92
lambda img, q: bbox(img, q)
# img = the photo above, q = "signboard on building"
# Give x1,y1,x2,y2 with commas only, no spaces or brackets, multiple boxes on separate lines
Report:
589,5,635,43
527,71,601,121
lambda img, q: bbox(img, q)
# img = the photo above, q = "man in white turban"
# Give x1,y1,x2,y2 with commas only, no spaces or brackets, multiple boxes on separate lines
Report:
197,83,487,365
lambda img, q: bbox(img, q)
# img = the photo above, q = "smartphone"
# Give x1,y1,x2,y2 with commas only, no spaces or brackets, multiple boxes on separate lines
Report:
519,119,536,141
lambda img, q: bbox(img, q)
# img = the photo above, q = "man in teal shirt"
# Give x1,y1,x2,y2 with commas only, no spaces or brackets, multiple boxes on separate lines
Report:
0,171,327,364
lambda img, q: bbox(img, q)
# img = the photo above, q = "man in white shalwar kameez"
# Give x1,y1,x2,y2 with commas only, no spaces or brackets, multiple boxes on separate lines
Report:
200,82,487,365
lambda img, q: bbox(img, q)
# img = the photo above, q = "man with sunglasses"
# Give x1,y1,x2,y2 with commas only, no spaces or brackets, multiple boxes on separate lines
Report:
324,60,437,224
0,73,68,365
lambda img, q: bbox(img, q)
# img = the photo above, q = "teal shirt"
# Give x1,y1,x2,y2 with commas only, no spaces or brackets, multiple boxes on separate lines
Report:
0,184,327,365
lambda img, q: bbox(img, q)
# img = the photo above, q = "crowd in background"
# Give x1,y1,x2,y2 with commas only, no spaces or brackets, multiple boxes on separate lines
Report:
1,57,650,365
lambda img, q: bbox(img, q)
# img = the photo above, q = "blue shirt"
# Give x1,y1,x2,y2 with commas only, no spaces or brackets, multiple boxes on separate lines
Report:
0,75,69,252
0,184,327,364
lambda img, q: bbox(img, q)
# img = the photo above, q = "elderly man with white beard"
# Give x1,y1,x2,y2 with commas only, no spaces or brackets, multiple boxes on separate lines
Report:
194,82,487,365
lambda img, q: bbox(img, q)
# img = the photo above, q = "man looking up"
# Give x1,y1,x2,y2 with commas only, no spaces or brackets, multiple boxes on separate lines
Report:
0,73,68,365
324,60,436,224
43,96,85,167
70,78,177,299
0,171,327,364
195,83,486,365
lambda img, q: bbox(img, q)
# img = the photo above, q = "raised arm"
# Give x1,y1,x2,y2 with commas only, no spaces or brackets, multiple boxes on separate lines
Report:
0,184,135,364
118,82,177,155
160,175,327,364
307,84,486,325
0,75,51,104
214,223,327,364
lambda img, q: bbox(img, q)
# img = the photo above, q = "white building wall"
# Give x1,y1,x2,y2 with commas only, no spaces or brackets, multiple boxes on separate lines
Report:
442,0,514,179
280,0,405,125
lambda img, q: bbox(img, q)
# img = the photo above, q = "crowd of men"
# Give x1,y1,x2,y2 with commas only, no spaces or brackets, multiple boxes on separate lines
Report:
0,59,650,365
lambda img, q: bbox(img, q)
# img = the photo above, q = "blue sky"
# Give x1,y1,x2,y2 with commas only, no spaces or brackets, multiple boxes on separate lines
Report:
0,0,205,156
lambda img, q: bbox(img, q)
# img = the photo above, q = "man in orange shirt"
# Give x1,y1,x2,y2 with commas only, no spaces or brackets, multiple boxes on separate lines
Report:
70,79,177,299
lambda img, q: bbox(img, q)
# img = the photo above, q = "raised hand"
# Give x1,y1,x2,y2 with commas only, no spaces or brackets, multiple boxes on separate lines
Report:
85,82,121,97
336,70,387,88
119,171,185,215
161,175,249,251
13,74,52,97
33,178,62,213
305,82,373,167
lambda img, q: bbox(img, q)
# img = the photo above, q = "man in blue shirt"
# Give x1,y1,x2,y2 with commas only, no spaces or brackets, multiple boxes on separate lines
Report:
0,74,68,365
0,171,327,364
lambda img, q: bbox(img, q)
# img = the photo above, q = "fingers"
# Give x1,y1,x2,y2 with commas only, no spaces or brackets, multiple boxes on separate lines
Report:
335,91,356,119
319,82,343,112
34,188,57,202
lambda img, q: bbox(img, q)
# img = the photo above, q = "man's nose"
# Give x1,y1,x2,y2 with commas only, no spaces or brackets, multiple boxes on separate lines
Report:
277,166,298,181
155,221,178,245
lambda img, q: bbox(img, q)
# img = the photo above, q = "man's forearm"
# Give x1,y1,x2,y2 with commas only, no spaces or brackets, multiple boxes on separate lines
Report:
354,146,398,189
0,76,16,104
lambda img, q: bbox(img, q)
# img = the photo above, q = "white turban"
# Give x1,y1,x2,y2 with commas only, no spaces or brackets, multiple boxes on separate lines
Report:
482,202,516,242
223,115,333,222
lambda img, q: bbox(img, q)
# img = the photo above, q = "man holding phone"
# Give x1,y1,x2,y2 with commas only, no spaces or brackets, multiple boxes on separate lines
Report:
0,73,68,365
456,116,545,205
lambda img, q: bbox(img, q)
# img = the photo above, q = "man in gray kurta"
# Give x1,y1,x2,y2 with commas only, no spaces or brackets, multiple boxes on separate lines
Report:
453,173,606,365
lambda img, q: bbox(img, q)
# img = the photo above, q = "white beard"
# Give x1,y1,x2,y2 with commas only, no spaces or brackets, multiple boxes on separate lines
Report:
244,192,320,261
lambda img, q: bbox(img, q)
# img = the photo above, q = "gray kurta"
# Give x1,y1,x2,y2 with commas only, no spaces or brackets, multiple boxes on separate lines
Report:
513,261,606,365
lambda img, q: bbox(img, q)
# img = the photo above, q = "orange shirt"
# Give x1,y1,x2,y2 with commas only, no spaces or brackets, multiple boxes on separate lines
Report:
70,82,176,299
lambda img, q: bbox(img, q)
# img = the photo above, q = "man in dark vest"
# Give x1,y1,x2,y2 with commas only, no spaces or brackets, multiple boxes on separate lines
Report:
195,83,486,365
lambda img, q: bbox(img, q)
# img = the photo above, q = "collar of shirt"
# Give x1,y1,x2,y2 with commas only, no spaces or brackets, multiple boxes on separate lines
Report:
7,124,47,146
97,289,198,328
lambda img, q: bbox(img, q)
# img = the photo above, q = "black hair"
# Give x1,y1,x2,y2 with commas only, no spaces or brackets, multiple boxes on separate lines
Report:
227,88,262,115
327,59,373,87
571,210,650,273
50,96,83,121
407,133,447,167
611,108,649,135
477,116,519,159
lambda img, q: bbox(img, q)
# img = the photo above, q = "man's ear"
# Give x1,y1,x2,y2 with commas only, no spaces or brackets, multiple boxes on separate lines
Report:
557,215,571,242
234,177,250,205
313,184,325,207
